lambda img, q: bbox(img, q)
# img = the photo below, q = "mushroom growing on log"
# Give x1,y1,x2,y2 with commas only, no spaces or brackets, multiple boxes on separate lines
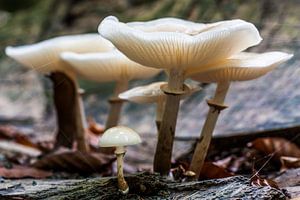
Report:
98,16,262,175
99,126,142,194
188,51,293,179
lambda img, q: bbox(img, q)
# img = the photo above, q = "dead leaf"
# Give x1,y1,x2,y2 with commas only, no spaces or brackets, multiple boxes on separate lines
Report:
250,173,279,189
0,125,51,153
213,156,232,169
0,165,52,178
171,161,233,181
280,156,300,171
200,162,234,180
14,134,41,150
0,140,41,157
88,117,104,135
248,137,300,159
32,149,116,174
0,125,20,139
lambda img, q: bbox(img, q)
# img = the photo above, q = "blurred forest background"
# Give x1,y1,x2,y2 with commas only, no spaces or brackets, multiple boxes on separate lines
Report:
0,0,299,163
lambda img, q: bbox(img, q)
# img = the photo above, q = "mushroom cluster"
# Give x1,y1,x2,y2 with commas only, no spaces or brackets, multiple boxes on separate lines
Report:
5,34,114,152
5,15,293,193
61,50,161,130
98,16,293,176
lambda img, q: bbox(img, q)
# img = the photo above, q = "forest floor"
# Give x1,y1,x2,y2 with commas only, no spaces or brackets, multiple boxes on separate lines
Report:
0,122,300,199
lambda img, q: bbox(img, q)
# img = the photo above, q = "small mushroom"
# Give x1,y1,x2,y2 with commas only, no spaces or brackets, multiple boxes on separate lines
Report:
60,50,161,130
5,34,114,152
188,51,293,178
99,126,142,194
119,81,200,131
99,16,262,175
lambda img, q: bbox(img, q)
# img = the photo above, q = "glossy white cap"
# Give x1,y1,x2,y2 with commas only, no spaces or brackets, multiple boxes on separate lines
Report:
5,34,114,76
60,50,161,82
99,126,142,147
190,52,293,83
119,81,200,104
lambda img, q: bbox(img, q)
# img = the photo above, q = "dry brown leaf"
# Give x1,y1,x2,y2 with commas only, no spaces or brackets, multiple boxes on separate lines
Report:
0,165,52,178
0,125,21,139
0,125,51,153
280,156,300,171
200,162,234,180
250,173,279,189
0,140,41,157
248,137,300,159
88,117,104,135
32,149,116,174
171,161,233,180
14,134,41,150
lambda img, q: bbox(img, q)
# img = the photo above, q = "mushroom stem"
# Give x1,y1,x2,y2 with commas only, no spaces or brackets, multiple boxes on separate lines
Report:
154,69,185,175
155,98,165,132
75,85,89,152
78,88,88,128
115,146,129,194
105,80,129,130
50,72,89,152
189,81,230,179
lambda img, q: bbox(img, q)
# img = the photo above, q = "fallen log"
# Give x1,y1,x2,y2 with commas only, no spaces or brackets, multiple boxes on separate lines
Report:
1,172,286,200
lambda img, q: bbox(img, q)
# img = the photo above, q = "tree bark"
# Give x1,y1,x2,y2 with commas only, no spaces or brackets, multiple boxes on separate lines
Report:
1,173,286,200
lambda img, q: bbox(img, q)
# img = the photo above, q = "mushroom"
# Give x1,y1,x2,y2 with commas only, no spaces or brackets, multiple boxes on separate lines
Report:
5,34,114,152
119,81,201,131
188,51,293,178
98,16,262,175
99,126,142,194
60,50,161,130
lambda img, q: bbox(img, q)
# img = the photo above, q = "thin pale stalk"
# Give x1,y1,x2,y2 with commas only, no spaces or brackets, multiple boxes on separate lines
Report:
189,81,230,178
105,80,129,130
73,80,89,152
78,88,87,128
153,69,185,175
115,146,129,194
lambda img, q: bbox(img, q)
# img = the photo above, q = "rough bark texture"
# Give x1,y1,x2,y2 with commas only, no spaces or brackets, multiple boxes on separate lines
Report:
1,173,286,200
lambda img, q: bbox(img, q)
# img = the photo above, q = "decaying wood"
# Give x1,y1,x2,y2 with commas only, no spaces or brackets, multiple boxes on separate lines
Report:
0,173,286,200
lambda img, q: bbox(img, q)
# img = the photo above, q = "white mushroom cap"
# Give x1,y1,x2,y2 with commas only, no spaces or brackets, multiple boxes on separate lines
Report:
127,17,206,33
190,52,293,83
5,34,114,76
99,126,142,147
60,50,161,82
119,81,201,104
98,16,262,72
